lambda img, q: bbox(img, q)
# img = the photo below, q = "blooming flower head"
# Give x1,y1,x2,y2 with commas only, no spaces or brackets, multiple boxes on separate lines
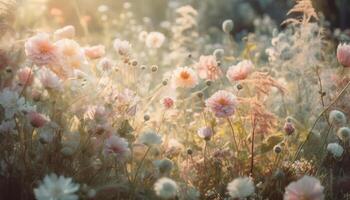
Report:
27,111,48,128
195,55,222,81
154,177,178,199
284,175,324,200
38,68,63,91
145,32,165,48
55,39,86,70
103,135,130,160
97,57,114,72
329,110,347,127
337,127,350,142
138,131,162,146
227,176,255,199
54,25,76,40
222,19,234,33
205,90,237,118
197,127,213,140
162,97,174,109
17,67,34,86
113,39,132,56
0,89,36,119
34,173,79,200
327,143,344,158
25,33,58,66
226,60,254,82
284,122,295,136
172,67,198,88
337,43,350,68
84,45,105,59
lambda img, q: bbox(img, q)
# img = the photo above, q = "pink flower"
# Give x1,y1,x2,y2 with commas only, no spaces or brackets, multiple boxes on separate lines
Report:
84,45,105,59
205,90,237,118
27,111,48,128
172,67,198,88
337,43,350,68
162,97,174,109
145,32,165,48
54,25,76,40
113,39,132,56
197,127,213,140
284,122,295,136
38,68,63,91
97,57,114,72
55,39,86,70
284,176,324,200
17,67,34,86
103,135,130,160
195,55,222,81
24,33,59,66
226,60,254,82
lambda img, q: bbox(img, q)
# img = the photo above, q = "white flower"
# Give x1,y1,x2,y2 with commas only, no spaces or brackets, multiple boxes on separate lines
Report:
38,68,63,91
138,131,162,146
0,89,36,119
227,177,255,199
327,143,344,158
145,32,165,48
113,39,132,56
329,110,346,127
284,175,324,200
34,174,79,200
337,127,350,142
154,177,178,199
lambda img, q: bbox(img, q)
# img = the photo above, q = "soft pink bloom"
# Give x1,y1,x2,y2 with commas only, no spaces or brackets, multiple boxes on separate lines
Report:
38,68,63,91
17,67,34,86
195,55,222,81
226,60,254,82
97,57,114,72
337,43,350,68
145,32,165,48
173,67,198,88
84,45,105,59
84,105,109,124
54,25,76,40
27,111,48,128
284,122,295,135
113,39,132,56
55,39,86,70
284,175,324,200
103,135,130,160
205,90,237,118
162,97,174,109
24,33,59,66
197,127,213,140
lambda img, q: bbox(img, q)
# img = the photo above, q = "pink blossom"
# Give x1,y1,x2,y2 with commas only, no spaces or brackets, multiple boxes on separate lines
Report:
162,97,174,109
24,33,59,66
17,67,34,86
27,111,48,128
145,32,165,48
284,122,295,135
172,67,198,88
197,127,213,140
38,68,63,91
103,135,130,160
113,39,132,56
226,60,254,82
284,176,324,200
84,45,105,59
54,25,76,40
337,43,350,68
205,90,237,118
195,55,222,81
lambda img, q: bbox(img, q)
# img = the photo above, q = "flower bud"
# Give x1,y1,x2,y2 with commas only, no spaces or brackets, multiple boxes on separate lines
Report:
27,111,48,128
222,19,234,33
337,43,350,68
284,122,295,136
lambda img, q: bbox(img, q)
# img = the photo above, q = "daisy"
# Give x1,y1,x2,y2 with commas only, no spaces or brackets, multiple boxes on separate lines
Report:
226,60,254,82
284,175,324,200
172,67,198,88
205,90,237,118
195,55,222,81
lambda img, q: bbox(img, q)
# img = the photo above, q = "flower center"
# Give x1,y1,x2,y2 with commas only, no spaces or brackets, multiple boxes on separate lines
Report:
63,47,77,57
218,98,228,105
39,42,54,54
180,71,190,80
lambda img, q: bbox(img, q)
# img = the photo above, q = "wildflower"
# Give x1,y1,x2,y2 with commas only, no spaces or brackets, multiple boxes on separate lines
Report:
337,43,350,68
54,25,76,40
0,89,36,119
84,45,105,59
337,127,350,142
222,19,234,33
144,114,150,121
213,48,224,60
153,158,174,174
146,32,165,48
172,67,198,88
103,135,130,160
154,177,178,199
284,175,324,200
55,39,86,70
284,122,295,136
205,90,237,118
195,55,222,81
34,174,79,200
226,60,254,82
97,57,114,72
27,111,48,128
273,145,282,154
327,143,344,158
113,39,132,56
138,131,162,146
162,97,174,109
227,177,255,199
17,67,34,86
197,127,213,140
24,33,58,66
329,110,346,127
38,68,63,91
